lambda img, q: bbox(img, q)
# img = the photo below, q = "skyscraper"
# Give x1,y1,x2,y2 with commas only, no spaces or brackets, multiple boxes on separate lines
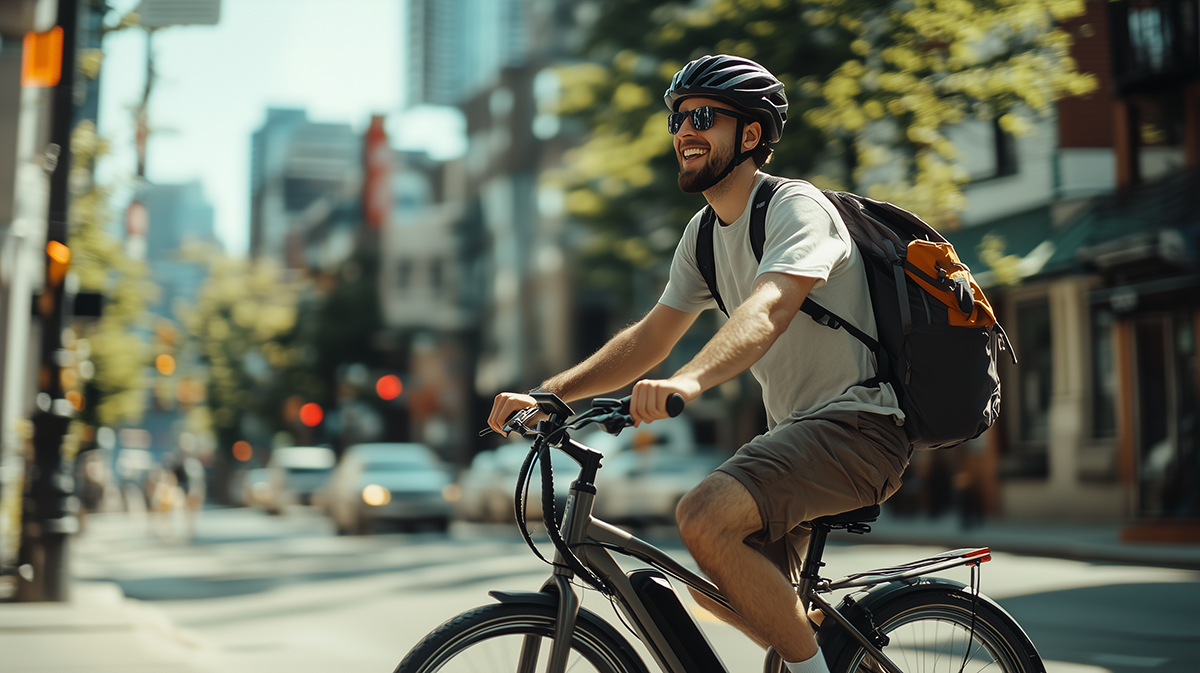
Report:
248,108,360,266
405,0,529,107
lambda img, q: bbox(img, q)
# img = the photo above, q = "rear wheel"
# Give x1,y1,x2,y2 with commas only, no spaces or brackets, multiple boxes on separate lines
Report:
395,602,646,673
826,586,1041,673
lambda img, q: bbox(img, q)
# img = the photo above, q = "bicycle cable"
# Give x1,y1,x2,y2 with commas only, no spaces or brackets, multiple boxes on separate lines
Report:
956,561,982,673
512,434,610,593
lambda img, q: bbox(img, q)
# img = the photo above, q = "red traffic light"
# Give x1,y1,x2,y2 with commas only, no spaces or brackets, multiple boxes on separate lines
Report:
299,403,323,427
376,375,402,400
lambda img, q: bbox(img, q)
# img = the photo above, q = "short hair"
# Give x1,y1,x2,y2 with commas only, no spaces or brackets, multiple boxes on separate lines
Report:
751,143,773,168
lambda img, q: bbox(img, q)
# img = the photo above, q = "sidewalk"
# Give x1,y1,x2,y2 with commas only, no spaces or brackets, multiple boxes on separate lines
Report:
848,510,1200,569
0,580,209,672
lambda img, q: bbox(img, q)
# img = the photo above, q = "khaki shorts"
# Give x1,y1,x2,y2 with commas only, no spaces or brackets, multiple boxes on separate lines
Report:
715,408,910,580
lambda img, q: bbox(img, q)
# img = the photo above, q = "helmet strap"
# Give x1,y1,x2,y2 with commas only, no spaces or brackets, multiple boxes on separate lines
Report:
713,119,757,185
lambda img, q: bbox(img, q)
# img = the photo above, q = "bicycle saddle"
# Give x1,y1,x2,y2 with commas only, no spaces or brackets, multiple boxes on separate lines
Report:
809,504,880,528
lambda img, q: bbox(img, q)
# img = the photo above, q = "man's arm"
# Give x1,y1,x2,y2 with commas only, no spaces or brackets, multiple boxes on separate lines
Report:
487,303,698,434
629,272,817,424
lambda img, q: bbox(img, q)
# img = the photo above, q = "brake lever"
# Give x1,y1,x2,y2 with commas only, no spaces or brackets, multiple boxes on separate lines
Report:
477,406,541,437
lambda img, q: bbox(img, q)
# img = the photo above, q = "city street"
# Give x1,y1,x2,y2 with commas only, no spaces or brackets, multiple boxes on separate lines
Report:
42,506,1200,673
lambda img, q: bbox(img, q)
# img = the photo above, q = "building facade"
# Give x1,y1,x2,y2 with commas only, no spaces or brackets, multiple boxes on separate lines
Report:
935,0,1199,534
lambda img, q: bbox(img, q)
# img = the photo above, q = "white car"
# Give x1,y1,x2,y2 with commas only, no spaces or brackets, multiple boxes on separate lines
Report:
263,446,336,514
581,416,724,525
456,441,574,523
325,443,455,534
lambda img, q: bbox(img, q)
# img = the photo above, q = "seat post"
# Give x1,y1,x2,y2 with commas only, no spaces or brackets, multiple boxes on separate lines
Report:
795,523,830,609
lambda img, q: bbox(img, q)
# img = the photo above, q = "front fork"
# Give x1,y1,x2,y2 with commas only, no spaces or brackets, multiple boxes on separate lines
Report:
522,487,590,673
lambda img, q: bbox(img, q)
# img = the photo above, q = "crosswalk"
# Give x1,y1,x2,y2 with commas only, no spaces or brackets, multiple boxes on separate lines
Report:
73,507,591,601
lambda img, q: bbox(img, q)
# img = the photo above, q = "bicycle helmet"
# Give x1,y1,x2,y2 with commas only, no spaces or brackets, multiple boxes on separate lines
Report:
664,54,788,144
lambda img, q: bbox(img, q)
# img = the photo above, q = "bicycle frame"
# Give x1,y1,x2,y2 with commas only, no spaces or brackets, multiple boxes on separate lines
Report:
515,429,992,673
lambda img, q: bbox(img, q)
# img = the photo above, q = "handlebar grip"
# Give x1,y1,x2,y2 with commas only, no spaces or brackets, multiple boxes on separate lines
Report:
666,393,685,418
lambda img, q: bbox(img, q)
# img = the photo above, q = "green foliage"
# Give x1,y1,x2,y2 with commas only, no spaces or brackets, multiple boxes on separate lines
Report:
67,120,152,428
803,0,1096,225
179,247,316,453
559,0,852,305
560,0,1096,309
310,249,387,390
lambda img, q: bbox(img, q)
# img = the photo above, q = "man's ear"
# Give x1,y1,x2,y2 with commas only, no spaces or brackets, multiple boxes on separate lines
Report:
742,120,763,152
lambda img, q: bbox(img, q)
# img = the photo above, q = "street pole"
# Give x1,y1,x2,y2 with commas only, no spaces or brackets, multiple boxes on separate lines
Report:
17,0,79,602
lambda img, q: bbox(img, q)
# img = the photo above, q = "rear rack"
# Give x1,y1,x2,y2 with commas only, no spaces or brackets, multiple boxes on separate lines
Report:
817,547,991,592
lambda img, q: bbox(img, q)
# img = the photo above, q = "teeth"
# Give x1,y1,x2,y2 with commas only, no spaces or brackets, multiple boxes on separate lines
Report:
683,148,707,158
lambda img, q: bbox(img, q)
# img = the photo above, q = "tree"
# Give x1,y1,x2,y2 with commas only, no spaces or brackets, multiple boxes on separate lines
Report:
802,0,1097,226
556,0,852,306
178,248,316,469
67,120,154,428
558,0,1096,308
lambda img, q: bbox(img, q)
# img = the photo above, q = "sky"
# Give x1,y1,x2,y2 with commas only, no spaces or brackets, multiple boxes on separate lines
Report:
97,0,466,255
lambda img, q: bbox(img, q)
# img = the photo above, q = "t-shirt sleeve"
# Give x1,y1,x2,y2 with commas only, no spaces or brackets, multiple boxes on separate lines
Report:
756,187,850,287
659,215,717,313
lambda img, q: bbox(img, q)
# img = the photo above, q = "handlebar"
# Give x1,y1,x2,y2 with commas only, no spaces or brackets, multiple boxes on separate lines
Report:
509,392,685,438
507,391,687,592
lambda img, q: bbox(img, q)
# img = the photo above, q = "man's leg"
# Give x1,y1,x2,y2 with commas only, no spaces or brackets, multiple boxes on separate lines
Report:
676,471,818,663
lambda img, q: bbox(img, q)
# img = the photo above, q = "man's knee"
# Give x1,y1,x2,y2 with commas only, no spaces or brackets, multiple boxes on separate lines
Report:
676,472,761,551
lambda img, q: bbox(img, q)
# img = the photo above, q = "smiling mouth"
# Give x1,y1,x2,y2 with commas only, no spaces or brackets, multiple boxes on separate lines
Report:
681,147,708,162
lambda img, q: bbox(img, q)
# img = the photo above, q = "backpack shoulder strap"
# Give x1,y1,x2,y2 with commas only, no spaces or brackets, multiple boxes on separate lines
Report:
748,175,790,262
695,206,728,316
695,176,789,317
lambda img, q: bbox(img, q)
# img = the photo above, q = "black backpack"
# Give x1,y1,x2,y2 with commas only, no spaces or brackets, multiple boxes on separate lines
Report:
696,176,1016,450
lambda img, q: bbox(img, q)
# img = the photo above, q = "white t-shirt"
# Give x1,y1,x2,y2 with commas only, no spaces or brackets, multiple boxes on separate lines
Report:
659,173,904,428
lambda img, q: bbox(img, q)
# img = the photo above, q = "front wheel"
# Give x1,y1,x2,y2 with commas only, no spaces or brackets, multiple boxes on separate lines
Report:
395,602,648,673
825,585,1043,673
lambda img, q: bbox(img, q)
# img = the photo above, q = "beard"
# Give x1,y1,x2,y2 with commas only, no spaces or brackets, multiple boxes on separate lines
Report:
677,141,734,194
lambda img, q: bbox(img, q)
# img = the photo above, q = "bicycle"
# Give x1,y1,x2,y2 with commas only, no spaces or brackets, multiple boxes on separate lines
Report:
396,393,1045,673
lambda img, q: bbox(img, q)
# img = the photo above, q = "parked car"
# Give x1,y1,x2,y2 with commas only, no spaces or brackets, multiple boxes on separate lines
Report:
238,467,272,508
324,442,455,534
263,446,336,514
581,416,724,525
456,440,575,523
592,448,725,524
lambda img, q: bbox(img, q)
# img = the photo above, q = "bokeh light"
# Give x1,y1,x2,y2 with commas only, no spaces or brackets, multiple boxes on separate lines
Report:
376,374,402,400
155,353,176,375
362,484,391,506
299,402,323,427
232,440,252,462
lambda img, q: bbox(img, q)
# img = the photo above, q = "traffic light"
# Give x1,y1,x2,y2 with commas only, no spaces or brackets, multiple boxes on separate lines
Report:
299,403,323,427
376,374,402,400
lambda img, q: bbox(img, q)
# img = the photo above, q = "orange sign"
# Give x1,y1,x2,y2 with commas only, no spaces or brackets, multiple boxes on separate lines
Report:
22,27,63,88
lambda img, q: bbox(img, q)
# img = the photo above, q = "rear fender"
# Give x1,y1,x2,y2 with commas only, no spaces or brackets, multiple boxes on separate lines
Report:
816,577,1043,673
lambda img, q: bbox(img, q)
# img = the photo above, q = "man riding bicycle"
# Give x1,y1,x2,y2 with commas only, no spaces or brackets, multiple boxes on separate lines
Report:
488,54,910,673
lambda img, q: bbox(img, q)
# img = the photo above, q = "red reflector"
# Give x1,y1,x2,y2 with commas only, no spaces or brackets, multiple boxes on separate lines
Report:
965,548,991,563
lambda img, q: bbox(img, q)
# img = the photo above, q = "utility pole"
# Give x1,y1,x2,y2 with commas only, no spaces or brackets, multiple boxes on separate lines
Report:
16,0,78,602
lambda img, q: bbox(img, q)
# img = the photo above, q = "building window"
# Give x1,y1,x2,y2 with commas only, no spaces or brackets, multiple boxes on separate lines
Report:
1092,309,1118,438
944,118,1018,182
993,119,1018,178
398,260,413,290
430,259,444,294
1017,299,1053,444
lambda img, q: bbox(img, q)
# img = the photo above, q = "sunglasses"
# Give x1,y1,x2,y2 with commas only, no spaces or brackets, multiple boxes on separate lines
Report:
667,106,753,135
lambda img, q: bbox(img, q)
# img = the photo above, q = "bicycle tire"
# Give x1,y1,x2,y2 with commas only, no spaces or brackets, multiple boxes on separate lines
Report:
395,602,648,673
825,585,1043,673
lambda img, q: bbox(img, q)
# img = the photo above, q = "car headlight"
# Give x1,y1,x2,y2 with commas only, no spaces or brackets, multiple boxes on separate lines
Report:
362,484,391,506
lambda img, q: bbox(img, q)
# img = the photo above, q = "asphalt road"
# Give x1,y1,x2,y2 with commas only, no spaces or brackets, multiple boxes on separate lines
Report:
71,506,1200,673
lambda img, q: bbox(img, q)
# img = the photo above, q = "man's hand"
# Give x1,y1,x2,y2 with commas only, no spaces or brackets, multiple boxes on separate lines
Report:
487,392,544,436
630,378,701,426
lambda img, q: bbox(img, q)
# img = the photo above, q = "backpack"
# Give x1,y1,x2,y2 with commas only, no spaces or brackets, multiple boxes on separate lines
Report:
695,176,1017,450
